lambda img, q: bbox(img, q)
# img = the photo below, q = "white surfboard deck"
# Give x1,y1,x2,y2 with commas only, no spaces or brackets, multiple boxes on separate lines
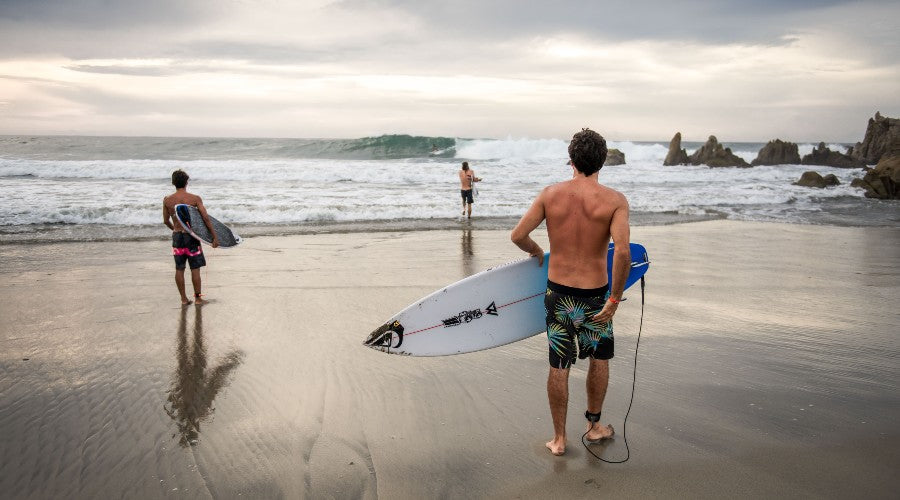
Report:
364,243,649,356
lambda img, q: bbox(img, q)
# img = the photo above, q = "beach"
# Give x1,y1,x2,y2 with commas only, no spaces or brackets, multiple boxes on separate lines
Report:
1,220,898,498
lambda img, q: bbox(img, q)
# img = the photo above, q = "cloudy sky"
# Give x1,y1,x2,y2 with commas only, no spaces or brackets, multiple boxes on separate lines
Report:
0,0,898,141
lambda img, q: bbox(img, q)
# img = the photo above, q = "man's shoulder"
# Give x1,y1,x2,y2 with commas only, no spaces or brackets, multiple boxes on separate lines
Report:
539,181,564,198
597,183,627,202
183,192,202,203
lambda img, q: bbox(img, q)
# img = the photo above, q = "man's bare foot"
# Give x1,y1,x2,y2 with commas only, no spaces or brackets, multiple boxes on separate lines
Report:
181,298,193,306
585,423,614,442
194,294,208,305
546,437,566,456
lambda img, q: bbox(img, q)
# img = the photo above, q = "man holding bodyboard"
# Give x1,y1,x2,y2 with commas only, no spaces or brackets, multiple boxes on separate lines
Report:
511,128,631,456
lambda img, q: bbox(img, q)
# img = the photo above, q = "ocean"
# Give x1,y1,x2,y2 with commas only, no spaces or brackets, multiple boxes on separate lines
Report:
0,134,896,243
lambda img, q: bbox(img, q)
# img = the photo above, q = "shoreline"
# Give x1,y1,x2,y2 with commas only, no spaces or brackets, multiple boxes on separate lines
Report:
0,212,726,245
3,205,899,245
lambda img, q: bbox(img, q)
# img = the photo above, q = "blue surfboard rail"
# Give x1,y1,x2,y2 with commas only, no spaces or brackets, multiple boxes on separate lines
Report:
608,242,650,291
540,242,648,292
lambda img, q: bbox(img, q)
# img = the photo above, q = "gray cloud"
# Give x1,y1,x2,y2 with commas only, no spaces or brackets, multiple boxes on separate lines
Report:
65,65,179,77
0,0,213,29
0,0,897,140
182,40,351,65
338,0,860,44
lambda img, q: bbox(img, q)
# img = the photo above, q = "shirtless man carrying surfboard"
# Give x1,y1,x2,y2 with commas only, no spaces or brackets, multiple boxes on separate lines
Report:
163,169,219,305
458,162,482,219
511,128,631,456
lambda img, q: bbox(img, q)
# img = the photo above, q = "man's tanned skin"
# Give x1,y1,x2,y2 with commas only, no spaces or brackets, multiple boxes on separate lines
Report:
511,129,630,456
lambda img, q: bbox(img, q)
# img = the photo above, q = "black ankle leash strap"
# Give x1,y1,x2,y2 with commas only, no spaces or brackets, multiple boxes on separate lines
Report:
581,275,645,464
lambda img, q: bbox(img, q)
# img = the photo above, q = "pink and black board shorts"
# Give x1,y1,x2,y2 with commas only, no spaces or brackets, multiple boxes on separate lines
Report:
172,232,205,270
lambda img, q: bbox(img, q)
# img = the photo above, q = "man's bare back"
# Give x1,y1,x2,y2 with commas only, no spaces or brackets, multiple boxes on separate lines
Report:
459,169,474,189
511,171,629,290
163,191,205,233
542,176,628,289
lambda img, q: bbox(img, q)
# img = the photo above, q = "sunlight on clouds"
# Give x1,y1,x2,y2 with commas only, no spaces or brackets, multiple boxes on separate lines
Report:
346,74,536,102
539,39,605,60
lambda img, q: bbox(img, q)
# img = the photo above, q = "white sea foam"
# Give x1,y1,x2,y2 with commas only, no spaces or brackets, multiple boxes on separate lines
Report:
455,137,569,159
0,136,882,234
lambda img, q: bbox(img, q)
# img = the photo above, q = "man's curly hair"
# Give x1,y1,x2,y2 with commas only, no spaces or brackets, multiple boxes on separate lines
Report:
171,169,189,188
567,128,608,176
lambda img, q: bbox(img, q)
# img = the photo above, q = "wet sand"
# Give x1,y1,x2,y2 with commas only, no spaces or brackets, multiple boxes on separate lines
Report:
1,220,898,499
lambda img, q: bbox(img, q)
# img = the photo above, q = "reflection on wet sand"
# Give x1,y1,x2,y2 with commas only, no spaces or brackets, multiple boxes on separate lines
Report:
164,305,244,447
461,226,475,277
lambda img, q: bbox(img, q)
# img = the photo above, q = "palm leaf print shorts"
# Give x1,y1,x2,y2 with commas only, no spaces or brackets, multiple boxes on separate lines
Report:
544,280,614,369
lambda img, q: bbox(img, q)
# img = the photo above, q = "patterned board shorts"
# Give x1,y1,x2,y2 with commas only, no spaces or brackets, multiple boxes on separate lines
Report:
172,232,206,270
544,280,614,369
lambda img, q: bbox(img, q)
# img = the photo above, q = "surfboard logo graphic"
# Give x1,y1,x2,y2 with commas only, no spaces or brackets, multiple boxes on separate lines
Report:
365,320,404,349
441,300,498,327
442,308,484,327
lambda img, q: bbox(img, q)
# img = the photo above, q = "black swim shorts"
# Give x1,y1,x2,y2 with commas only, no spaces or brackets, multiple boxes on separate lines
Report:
461,189,474,204
544,280,614,369
172,232,206,270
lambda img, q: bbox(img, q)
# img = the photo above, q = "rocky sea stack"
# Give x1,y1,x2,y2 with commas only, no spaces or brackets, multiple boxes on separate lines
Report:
850,112,900,165
847,112,900,198
689,136,749,168
751,139,801,166
851,156,900,199
664,132,690,166
802,142,865,168
605,148,626,166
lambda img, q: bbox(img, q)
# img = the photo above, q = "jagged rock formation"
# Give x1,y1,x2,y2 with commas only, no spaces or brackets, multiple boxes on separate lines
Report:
605,148,626,166
851,112,900,165
801,142,865,168
795,171,840,188
850,156,900,199
688,135,749,167
663,132,690,166
751,139,801,166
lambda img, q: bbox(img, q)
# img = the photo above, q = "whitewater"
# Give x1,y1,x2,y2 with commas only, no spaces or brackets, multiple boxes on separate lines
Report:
0,135,895,243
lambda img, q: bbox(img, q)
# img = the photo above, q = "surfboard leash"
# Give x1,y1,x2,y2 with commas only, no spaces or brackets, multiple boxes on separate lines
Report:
581,274,645,463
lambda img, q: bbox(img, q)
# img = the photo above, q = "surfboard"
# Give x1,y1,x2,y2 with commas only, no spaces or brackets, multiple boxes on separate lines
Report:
174,204,242,248
364,243,649,356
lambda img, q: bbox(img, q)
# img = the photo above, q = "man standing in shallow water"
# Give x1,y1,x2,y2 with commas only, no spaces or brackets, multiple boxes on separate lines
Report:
163,169,219,305
458,161,482,219
511,128,631,456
